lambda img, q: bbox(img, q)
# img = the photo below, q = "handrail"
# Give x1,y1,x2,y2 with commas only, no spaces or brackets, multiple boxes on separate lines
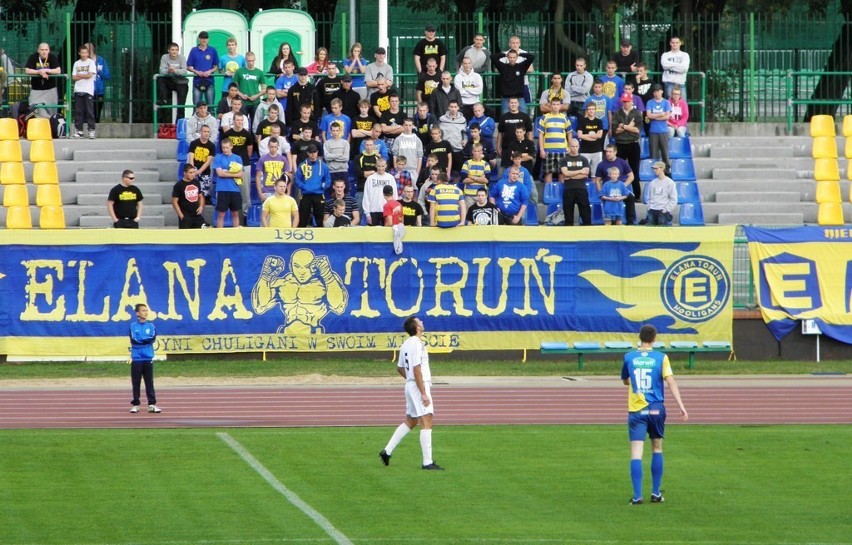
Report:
786,70,852,132
0,73,70,116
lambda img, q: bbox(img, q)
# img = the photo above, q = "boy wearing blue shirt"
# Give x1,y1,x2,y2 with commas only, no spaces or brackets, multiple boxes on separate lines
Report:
622,324,688,505
129,303,160,414
490,167,529,225
212,139,244,228
583,80,613,131
646,84,672,172
600,166,632,225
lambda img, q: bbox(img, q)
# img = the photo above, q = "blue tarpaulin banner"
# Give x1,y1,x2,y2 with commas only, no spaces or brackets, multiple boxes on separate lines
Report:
743,225,852,343
0,227,735,356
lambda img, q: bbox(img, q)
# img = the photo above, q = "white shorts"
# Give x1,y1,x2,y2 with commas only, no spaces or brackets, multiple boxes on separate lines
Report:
404,380,434,418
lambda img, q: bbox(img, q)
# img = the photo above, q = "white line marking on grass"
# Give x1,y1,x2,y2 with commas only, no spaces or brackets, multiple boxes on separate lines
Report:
217,432,354,545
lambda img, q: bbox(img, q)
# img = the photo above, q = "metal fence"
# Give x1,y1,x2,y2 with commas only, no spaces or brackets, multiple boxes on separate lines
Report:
2,9,850,125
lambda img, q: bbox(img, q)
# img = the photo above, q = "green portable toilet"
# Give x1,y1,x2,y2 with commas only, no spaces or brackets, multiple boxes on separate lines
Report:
250,9,316,76
183,9,250,100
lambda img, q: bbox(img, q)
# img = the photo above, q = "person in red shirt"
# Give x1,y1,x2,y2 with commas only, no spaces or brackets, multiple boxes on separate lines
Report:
382,184,403,225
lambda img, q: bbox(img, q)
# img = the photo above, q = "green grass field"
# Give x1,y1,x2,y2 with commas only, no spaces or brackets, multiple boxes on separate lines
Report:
2,425,850,545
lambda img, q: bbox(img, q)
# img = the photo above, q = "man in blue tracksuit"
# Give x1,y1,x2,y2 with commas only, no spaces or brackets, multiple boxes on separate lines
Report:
129,303,160,414
294,143,331,227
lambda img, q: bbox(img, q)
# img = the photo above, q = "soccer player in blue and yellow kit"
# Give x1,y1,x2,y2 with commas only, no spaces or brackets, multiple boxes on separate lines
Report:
621,324,688,504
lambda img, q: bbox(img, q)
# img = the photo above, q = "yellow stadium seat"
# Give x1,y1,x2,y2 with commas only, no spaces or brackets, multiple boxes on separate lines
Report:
0,161,26,185
845,139,852,160
26,118,52,141
36,184,62,206
815,181,841,203
32,162,59,185
817,202,845,225
812,136,838,159
0,118,19,140
5,205,32,229
814,158,840,181
39,205,66,229
29,140,56,162
0,139,23,162
810,114,836,138
843,115,852,138
2,184,29,207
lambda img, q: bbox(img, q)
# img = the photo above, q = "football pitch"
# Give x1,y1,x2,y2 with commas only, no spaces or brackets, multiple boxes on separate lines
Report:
2,425,850,545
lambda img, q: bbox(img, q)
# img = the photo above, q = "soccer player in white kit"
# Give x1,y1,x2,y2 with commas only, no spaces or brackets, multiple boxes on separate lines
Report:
379,316,444,470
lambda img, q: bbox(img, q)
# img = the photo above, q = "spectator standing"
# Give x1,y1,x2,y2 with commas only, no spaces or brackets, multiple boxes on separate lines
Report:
416,58,442,105
222,113,255,215
219,37,246,96
253,90,284,134
496,97,533,167
455,33,490,74
212,139,243,228
538,97,572,184
295,144,332,227
382,184,404,226
413,102,439,147
323,121,351,183
0,48,16,104
187,124,216,200
331,74,361,119
576,102,605,177
364,47,394,97
186,31,219,107
611,93,644,223
661,36,690,100
583,80,613,133
599,60,625,102
262,179,300,228
71,44,97,139
354,138,380,202
538,73,570,114
667,87,689,137
319,98,352,141
24,43,61,118
644,162,677,226
343,42,368,97
269,42,298,78
466,103,496,147
316,59,344,111
273,59,298,123
645,84,672,172
233,51,266,119
559,141,592,226
324,199,353,227
256,137,292,202
108,170,143,229
85,43,110,123
286,67,318,125
399,185,425,226
186,101,218,143
460,143,492,207
612,39,639,74
594,144,634,193
351,100,380,158
392,118,424,181
600,166,632,225
380,94,406,153
466,187,499,225
363,158,397,225
413,25,448,73
454,57,483,119
324,179,360,225
172,164,206,229
429,172,466,228
429,71,461,118
439,101,467,175
490,48,534,114
566,57,594,118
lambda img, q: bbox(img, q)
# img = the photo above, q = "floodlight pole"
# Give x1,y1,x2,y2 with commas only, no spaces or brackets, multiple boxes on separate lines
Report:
378,0,388,51
172,0,182,45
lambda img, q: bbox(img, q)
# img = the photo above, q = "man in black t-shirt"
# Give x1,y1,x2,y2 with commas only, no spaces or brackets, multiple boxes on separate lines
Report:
187,124,217,199
413,25,448,73
25,43,62,118
172,164,206,228
315,62,343,114
611,39,640,75
558,141,592,226
331,75,361,119
466,187,499,225
108,170,143,228
506,128,536,172
576,103,605,177
496,97,532,167
399,185,425,226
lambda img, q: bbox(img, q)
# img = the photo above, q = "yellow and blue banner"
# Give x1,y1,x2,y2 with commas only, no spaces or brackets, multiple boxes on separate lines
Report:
0,227,735,356
744,226,852,343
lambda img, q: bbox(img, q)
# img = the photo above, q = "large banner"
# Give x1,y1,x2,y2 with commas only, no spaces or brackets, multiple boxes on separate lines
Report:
0,227,735,356
743,226,852,343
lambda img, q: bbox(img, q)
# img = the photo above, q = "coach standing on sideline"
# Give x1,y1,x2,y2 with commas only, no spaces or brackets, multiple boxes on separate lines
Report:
622,324,687,504
129,303,161,414
379,316,444,470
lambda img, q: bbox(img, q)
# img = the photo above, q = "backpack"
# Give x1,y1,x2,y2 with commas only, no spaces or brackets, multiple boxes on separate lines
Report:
16,102,34,138
49,112,66,138
157,123,176,139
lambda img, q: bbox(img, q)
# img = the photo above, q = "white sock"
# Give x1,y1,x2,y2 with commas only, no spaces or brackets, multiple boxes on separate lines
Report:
384,423,410,455
420,429,433,466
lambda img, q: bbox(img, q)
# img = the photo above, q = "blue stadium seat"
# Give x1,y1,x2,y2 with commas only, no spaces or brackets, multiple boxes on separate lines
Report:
176,118,187,141
588,202,604,225
542,181,564,204
246,204,262,227
546,203,562,215
176,139,189,162
678,202,705,226
524,203,539,225
671,158,697,181
585,180,600,203
640,137,650,159
669,136,692,159
639,158,655,181
176,161,186,181
676,181,701,204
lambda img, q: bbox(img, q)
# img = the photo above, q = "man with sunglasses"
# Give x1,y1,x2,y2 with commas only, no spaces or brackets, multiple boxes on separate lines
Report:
107,170,144,228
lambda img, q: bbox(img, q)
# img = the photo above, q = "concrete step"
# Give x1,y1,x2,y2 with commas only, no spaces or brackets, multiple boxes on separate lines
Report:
78,215,167,228
714,191,803,203
73,149,159,162
55,160,179,184
717,212,805,225
74,171,163,184
712,168,799,180
77,193,165,206
703,202,818,224
709,146,799,159
20,138,179,161
695,180,816,200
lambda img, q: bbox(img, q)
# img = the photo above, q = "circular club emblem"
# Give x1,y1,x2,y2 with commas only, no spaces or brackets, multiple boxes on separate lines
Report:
661,256,730,322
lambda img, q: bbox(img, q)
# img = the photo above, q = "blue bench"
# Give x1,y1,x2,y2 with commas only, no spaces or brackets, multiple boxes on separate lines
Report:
540,340,733,369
